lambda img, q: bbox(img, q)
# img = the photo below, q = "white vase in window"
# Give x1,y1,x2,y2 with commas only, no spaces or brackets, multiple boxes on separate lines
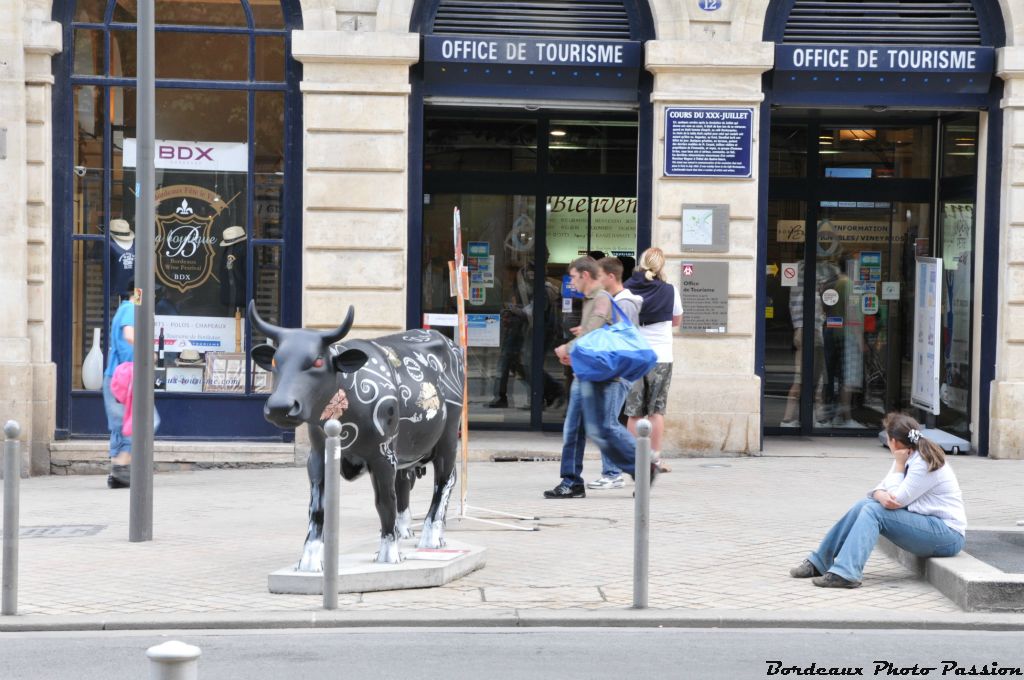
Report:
82,327,103,390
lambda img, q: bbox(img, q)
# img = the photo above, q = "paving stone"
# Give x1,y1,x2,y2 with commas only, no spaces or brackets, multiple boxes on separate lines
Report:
3,440,1023,620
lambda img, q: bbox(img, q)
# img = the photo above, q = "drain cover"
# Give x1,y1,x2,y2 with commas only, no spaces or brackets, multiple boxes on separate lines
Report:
15,525,106,538
699,463,731,469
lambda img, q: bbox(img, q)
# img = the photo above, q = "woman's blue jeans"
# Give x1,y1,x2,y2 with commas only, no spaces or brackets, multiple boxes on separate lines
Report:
102,375,130,457
807,498,965,583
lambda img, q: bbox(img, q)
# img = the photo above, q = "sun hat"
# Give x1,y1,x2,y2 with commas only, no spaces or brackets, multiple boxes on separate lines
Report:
220,226,247,247
175,348,204,367
109,219,134,239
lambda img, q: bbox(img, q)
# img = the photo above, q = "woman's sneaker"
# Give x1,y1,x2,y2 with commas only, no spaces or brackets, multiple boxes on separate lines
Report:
587,474,625,490
789,559,821,578
812,572,861,589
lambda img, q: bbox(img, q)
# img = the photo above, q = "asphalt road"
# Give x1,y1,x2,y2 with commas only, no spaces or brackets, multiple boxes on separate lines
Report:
3,627,1023,680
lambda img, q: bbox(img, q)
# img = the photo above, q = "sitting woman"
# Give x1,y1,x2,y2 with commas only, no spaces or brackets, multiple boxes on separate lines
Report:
790,412,966,589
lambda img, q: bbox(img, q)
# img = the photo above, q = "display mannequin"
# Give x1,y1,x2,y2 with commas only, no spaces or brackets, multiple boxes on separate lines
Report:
108,218,135,299
218,225,247,352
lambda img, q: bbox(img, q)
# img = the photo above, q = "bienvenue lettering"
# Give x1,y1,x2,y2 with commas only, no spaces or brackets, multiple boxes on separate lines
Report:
788,47,978,71
765,660,1024,676
549,196,637,214
439,38,625,65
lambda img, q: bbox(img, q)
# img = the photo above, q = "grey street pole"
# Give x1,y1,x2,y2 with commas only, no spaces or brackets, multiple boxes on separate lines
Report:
323,420,341,609
633,418,652,609
130,0,156,542
2,421,21,615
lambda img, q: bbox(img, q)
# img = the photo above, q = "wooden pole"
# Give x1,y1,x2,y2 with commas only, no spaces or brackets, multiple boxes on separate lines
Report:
452,208,470,512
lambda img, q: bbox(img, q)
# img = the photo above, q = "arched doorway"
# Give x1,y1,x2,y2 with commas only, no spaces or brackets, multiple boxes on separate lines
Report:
408,0,655,430
759,0,1005,453
51,0,303,440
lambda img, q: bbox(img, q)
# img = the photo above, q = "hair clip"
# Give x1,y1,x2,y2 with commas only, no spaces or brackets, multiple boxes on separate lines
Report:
907,429,921,445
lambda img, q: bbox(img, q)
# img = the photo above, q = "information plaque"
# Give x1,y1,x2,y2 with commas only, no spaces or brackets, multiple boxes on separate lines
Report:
664,107,754,178
679,261,729,335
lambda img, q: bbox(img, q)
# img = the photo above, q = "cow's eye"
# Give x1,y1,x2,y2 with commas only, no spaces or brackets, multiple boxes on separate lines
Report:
313,357,324,369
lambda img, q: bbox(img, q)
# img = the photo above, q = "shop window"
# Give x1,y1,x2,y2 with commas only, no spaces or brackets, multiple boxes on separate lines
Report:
154,33,248,81
547,121,638,175
424,117,537,172
770,125,807,177
819,125,933,179
65,0,292,399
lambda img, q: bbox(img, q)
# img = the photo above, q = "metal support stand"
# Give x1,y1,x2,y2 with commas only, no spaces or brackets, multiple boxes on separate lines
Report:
3,421,20,616
449,207,537,533
633,418,651,609
322,420,341,609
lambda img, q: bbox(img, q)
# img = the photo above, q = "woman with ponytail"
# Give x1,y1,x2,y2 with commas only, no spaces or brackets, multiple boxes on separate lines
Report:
623,247,683,473
789,412,966,588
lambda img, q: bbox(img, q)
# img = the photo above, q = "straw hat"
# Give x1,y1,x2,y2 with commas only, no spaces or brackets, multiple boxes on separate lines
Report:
175,348,204,367
220,226,247,247
109,219,134,240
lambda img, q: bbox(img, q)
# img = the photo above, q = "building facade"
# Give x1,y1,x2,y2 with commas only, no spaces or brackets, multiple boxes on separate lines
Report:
2,0,1023,473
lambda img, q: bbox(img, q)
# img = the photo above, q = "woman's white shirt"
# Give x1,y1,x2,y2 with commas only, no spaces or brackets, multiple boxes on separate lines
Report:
871,452,967,535
638,287,683,363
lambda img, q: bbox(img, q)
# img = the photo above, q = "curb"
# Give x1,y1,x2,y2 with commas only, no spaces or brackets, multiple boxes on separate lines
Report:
3,608,1024,633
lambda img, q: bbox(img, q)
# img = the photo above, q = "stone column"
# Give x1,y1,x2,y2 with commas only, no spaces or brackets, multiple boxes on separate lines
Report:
292,30,418,335
0,9,60,476
989,46,1024,459
646,41,773,454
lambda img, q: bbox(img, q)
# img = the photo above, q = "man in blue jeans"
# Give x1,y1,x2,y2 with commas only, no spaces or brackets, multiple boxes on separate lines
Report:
544,256,655,498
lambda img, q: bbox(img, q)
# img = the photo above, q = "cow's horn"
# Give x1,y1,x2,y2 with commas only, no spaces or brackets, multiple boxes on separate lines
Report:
320,306,354,345
248,300,283,342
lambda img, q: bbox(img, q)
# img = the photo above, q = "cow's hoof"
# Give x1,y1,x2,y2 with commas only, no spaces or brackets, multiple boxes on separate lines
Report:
417,518,446,550
297,539,324,573
374,535,402,564
396,509,415,539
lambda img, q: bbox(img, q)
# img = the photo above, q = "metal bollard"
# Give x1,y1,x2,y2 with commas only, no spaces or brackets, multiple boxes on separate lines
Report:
3,420,21,616
147,641,201,680
633,418,652,609
322,419,342,610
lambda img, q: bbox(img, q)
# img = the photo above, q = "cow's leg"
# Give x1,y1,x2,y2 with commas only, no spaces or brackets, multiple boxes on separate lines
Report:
395,469,416,540
298,428,327,572
367,445,401,564
418,420,459,550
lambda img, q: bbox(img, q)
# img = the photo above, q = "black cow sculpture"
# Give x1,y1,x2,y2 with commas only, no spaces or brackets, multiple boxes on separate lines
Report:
249,302,465,569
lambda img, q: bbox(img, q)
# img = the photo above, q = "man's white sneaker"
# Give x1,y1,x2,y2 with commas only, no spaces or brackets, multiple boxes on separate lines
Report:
587,474,625,489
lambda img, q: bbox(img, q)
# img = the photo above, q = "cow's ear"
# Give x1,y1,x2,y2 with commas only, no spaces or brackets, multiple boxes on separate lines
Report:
333,348,368,374
251,343,277,371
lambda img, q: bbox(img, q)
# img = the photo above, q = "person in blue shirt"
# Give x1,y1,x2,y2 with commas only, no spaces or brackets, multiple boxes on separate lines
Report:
103,281,136,488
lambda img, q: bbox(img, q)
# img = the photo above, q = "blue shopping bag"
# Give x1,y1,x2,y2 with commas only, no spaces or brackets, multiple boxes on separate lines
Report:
569,295,657,382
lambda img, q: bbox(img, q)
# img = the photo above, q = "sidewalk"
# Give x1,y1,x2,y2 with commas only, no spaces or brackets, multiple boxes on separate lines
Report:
3,436,1024,631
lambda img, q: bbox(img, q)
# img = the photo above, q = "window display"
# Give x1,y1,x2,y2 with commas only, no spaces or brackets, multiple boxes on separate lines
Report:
67,0,290,402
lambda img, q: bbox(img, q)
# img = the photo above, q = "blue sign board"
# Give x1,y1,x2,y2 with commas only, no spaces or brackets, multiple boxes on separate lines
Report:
773,44,995,107
422,35,643,102
425,36,642,68
664,107,754,178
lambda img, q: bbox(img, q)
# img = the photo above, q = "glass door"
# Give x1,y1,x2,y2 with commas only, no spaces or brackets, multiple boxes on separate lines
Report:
766,115,938,435
422,110,639,429
422,194,539,426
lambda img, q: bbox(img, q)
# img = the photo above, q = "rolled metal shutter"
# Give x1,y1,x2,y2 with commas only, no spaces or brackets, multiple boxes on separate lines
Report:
783,0,982,46
431,0,632,40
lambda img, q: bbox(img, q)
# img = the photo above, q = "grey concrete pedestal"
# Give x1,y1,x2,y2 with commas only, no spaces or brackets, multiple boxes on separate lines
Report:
269,540,486,595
